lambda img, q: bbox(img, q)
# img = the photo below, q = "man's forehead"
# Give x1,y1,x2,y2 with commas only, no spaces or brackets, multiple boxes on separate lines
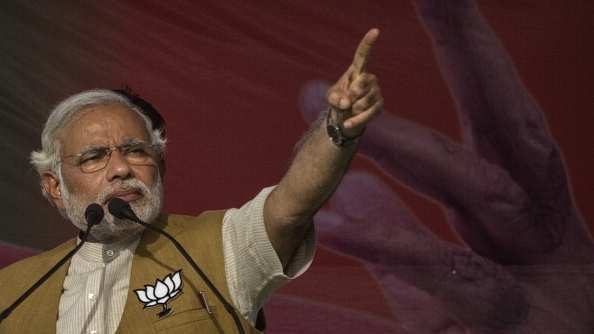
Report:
58,104,150,149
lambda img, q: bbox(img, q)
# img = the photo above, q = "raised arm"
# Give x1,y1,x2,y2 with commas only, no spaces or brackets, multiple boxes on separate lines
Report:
264,29,383,268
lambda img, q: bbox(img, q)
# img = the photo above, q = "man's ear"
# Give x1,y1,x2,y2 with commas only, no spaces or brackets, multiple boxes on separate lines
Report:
42,171,65,210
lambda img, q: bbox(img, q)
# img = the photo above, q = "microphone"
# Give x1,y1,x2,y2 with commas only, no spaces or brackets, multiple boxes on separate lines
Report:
108,198,245,334
0,203,103,323
85,203,105,226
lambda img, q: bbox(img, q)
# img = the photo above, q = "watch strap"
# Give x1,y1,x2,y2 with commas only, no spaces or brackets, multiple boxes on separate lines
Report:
325,108,362,146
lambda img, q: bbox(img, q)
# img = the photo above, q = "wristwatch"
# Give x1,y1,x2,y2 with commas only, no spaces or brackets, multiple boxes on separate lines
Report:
326,110,361,146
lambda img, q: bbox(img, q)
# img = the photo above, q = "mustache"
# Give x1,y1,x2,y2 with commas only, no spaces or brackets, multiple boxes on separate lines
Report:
95,179,151,205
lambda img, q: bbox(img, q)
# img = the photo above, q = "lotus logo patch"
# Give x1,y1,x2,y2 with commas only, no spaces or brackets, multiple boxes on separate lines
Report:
134,270,183,318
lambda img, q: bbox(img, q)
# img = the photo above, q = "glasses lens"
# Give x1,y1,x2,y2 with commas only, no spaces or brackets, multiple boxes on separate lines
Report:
77,149,110,173
120,142,155,165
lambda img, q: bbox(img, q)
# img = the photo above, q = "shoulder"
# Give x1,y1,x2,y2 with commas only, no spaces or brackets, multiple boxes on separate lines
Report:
155,211,228,232
145,211,229,249
0,238,76,309
0,239,76,279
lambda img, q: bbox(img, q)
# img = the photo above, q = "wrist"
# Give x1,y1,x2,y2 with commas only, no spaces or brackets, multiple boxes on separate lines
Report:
325,108,363,147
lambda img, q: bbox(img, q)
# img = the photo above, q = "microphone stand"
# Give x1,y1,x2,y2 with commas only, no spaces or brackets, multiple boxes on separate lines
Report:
0,204,103,323
108,198,245,334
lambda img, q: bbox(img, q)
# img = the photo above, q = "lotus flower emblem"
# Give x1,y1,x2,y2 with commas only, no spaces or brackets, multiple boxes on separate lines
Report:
134,270,183,318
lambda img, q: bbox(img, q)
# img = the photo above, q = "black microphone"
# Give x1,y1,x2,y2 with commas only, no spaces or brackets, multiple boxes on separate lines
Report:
85,203,105,226
108,198,245,334
0,203,103,323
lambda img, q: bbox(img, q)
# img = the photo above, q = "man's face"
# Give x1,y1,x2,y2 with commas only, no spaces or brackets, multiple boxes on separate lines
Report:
43,104,163,243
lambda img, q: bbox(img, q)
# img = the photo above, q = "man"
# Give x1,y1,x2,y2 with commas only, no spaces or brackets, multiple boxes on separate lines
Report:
0,29,382,333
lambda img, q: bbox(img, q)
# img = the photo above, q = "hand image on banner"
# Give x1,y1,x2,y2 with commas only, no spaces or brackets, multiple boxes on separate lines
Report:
297,0,594,332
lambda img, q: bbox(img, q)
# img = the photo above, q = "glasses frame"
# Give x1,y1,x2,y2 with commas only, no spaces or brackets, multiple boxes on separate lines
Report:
58,140,159,173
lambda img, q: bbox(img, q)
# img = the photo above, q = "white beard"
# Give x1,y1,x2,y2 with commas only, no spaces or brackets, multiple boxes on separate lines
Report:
59,172,163,243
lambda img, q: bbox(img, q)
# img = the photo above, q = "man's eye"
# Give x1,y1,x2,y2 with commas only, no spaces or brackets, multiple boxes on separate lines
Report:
122,145,148,156
78,152,106,165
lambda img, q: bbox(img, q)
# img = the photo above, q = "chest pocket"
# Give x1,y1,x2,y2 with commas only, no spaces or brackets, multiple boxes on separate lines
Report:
153,306,223,333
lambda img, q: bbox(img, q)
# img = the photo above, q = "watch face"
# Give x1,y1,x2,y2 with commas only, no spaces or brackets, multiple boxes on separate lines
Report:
327,124,342,144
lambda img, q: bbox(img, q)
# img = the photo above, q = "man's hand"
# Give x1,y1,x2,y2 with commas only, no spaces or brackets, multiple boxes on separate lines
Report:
326,29,383,139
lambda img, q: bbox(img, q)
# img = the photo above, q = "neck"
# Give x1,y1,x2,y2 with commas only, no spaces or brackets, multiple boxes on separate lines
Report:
85,226,145,244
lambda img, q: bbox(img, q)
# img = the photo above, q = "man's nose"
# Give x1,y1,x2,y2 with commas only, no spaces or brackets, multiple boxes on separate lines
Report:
105,149,133,181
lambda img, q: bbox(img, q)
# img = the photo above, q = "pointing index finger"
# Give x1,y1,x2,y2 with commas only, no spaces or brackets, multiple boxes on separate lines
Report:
352,28,380,74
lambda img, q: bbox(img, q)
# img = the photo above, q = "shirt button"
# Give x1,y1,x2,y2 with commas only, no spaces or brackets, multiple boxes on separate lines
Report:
88,293,97,301
106,250,114,257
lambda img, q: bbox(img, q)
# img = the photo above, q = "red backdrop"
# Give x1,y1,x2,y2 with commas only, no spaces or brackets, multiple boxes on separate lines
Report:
1,1,593,332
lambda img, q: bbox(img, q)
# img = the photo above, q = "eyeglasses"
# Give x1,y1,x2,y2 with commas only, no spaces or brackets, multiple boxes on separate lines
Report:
59,140,158,173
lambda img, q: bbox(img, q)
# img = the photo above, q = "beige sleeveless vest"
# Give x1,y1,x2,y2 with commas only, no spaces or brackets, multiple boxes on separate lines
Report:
0,211,265,333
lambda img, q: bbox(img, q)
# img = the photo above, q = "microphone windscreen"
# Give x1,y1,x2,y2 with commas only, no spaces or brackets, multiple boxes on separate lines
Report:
84,203,104,225
108,198,130,219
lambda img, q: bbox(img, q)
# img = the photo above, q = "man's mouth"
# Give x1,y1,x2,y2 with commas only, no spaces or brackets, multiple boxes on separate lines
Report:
106,189,143,204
